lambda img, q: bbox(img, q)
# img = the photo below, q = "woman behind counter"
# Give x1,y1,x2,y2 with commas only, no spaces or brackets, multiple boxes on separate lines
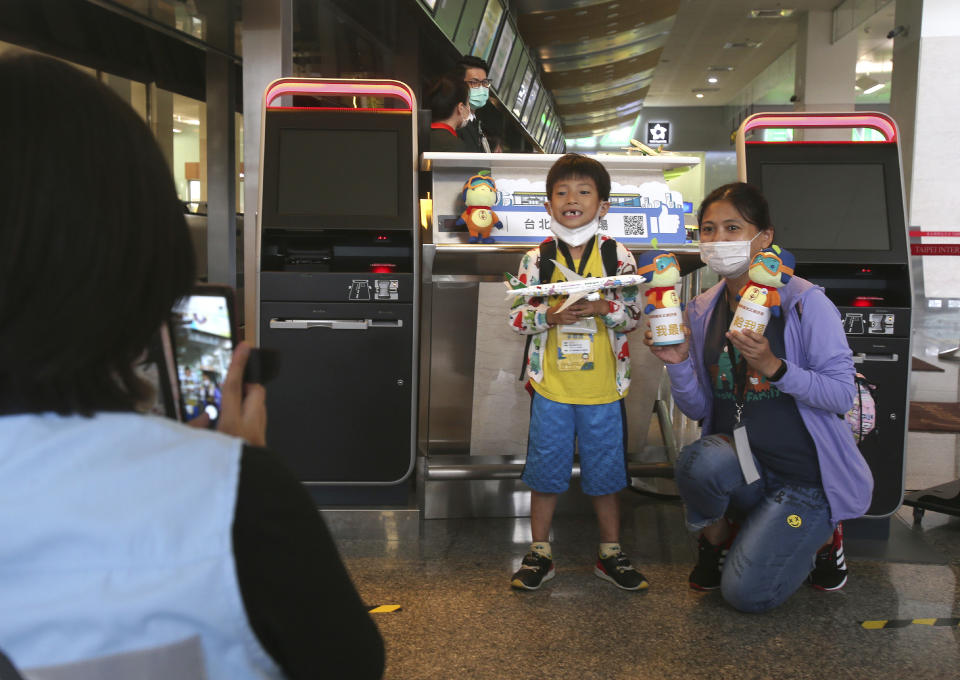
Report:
0,54,383,679
645,182,871,613
424,75,471,153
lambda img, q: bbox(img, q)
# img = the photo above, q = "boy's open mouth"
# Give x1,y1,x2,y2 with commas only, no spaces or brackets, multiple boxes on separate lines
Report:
562,209,582,217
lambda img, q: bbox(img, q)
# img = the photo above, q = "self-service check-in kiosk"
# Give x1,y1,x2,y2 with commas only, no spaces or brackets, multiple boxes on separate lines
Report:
257,79,418,503
737,112,911,517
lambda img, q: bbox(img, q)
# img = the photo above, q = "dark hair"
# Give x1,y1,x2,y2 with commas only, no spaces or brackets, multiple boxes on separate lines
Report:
546,153,611,201
425,76,469,122
697,182,772,231
0,54,195,416
455,55,489,78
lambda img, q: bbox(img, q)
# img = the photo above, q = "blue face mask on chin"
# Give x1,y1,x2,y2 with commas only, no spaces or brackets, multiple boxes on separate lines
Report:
469,86,489,109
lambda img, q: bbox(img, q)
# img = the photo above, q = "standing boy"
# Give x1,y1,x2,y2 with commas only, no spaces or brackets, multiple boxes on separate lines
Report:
508,154,647,591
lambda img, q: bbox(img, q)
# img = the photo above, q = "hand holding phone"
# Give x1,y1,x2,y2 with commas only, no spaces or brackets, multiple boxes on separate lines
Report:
217,342,267,447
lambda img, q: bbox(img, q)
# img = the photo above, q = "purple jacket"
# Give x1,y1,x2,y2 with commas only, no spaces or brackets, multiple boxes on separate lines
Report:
665,276,873,523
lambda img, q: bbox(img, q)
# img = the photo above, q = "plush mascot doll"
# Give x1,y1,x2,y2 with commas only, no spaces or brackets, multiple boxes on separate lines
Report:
637,249,684,346
736,245,795,318
456,173,503,244
636,250,682,314
729,245,795,336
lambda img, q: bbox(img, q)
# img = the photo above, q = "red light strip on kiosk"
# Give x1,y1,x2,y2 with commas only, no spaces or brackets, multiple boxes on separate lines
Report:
735,112,900,182
740,112,897,142
264,78,415,110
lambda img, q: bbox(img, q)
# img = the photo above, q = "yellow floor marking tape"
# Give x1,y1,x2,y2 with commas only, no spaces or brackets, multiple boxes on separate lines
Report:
860,618,959,629
367,605,402,614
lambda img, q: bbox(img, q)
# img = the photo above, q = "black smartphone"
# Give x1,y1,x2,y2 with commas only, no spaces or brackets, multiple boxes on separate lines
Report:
170,285,237,426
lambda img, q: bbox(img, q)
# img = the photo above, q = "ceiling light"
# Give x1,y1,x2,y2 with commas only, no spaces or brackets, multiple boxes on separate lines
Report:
856,59,892,74
708,65,735,72
724,40,762,49
749,8,795,18
707,76,719,84
173,128,182,133
696,93,704,99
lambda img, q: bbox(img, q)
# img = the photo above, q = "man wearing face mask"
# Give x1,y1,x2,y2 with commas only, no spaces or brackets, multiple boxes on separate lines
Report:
425,76,470,153
507,154,648,592
454,56,493,153
644,183,872,613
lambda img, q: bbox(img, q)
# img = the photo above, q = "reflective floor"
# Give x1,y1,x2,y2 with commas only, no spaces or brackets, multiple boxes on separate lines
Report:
334,307,960,679
337,497,960,680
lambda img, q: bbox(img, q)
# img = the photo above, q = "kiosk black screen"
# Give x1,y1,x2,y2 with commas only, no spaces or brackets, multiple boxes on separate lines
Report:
760,163,890,251
277,129,398,217
261,108,413,230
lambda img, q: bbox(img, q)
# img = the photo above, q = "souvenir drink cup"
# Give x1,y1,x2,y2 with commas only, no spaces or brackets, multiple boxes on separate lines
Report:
647,305,685,345
729,297,770,335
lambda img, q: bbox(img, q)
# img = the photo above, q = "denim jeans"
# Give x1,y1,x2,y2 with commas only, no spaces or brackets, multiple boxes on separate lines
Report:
676,434,834,613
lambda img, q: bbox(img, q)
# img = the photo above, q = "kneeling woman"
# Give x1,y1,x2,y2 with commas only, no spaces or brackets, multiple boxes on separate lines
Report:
646,182,872,613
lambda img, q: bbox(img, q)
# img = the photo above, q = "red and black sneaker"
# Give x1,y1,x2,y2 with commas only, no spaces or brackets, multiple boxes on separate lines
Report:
809,523,848,591
594,551,649,591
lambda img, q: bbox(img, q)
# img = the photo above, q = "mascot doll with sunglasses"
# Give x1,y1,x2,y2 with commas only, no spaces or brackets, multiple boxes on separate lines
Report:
730,245,795,334
456,173,503,244
638,249,685,345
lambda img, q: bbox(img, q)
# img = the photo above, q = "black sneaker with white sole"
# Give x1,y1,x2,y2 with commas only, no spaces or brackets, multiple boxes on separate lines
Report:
594,551,649,591
809,524,848,591
511,552,555,590
689,534,728,591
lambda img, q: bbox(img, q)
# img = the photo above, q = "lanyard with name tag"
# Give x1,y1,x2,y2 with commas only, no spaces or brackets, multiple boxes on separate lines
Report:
555,238,599,371
726,342,761,484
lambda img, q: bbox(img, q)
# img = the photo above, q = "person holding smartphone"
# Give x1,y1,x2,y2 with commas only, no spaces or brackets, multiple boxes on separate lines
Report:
0,54,383,679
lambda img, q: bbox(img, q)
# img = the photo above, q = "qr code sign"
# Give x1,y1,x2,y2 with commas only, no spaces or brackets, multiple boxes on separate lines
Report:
623,214,646,236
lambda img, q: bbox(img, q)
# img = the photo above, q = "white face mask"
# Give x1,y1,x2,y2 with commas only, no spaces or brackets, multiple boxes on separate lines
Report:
699,232,762,278
548,206,603,247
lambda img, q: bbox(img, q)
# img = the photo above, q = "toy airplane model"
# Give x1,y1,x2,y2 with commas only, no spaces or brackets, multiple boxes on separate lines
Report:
504,260,649,312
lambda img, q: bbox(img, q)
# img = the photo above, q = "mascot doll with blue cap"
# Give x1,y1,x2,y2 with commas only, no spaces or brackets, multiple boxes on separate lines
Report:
737,245,795,317
637,250,682,314
637,248,685,346
456,172,503,244
729,245,795,335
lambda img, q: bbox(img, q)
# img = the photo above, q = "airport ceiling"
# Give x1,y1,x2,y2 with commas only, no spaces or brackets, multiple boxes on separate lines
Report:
514,0,896,137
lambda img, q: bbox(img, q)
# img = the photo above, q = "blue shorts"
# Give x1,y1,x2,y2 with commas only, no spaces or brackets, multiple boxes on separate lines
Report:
522,391,628,496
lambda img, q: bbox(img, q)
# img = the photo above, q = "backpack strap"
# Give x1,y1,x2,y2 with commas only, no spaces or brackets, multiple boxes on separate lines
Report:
600,237,618,277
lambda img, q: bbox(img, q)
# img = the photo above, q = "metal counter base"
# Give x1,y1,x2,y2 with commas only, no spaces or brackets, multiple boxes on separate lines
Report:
419,454,675,520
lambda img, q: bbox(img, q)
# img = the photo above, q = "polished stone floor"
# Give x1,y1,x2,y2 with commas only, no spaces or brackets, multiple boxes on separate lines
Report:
337,499,960,680
332,298,960,679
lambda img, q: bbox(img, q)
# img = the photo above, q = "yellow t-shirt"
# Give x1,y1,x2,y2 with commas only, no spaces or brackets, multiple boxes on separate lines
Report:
531,240,621,405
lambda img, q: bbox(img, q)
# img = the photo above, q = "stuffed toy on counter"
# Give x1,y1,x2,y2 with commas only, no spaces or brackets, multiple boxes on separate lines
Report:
456,173,503,244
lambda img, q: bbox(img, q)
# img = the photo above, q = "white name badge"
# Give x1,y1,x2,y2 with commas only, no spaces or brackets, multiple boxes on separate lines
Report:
732,423,761,485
